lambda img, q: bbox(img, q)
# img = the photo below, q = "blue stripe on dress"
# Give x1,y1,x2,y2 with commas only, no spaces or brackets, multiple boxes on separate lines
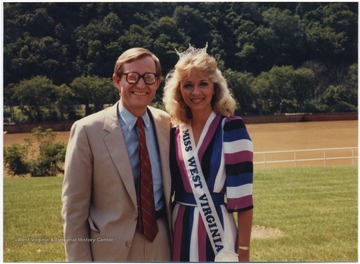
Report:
223,127,251,142
207,122,223,190
226,172,253,186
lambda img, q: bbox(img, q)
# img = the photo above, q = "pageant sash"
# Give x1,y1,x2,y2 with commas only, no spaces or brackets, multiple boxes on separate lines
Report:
179,122,224,255
179,113,237,261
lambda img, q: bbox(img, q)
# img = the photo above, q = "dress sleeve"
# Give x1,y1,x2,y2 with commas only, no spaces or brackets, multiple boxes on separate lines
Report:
223,116,254,212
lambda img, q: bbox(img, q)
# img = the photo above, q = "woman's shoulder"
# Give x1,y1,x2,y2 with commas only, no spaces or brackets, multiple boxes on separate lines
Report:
222,115,247,129
222,115,251,141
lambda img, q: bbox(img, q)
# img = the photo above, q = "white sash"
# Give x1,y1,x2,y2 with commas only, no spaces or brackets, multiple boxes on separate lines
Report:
179,113,238,261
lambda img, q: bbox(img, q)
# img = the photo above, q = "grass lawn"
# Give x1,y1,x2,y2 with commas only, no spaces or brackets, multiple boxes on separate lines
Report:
3,176,65,262
3,166,358,262
251,166,358,262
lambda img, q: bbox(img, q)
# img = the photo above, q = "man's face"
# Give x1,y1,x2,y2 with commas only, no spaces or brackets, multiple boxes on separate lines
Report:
114,56,160,116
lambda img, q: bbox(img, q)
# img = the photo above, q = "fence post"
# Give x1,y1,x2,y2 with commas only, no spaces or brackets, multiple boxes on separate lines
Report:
263,153,266,168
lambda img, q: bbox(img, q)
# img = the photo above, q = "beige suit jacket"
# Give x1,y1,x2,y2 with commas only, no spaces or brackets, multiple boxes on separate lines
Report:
61,103,172,261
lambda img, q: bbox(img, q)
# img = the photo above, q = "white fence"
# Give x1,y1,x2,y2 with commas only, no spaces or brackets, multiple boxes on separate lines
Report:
254,147,358,168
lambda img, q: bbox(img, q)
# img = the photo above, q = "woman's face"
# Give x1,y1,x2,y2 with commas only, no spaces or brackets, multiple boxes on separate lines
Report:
180,69,215,116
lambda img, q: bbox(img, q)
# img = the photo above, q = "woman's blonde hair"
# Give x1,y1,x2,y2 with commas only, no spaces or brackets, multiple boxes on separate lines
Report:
163,44,236,125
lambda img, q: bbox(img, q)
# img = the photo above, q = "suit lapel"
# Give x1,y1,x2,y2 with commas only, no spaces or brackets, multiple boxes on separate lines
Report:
148,108,172,228
104,103,137,209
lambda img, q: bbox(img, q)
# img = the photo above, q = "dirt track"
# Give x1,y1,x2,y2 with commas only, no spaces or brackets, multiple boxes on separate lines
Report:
4,120,357,147
4,120,358,168
246,120,357,152
246,120,358,168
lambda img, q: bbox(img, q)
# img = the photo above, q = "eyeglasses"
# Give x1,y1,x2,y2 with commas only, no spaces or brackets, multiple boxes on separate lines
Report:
121,72,158,85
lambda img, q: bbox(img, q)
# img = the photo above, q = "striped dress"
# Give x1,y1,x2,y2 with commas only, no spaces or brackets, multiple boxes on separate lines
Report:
170,112,253,261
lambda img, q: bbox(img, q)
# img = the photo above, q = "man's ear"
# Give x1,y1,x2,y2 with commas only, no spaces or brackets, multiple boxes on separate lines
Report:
112,73,119,85
155,78,162,89
113,74,122,95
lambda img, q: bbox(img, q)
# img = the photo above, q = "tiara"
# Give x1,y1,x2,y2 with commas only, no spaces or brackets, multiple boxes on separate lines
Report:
176,42,208,58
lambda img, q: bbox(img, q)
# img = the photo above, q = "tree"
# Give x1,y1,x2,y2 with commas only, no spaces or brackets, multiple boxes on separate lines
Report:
250,65,316,114
118,24,154,52
302,3,358,66
301,60,329,100
20,7,55,37
173,5,212,47
251,74,271,115
73,12,123,76
291,68,316,110
321,85,357,112
12,76,58,122
151,16,189,75
260,7,304,67
344,64,358,107
323,3,358,64
224,70,256,115
54,84,77,121
267,66,296,112
70,76,117,116
2,2,358,120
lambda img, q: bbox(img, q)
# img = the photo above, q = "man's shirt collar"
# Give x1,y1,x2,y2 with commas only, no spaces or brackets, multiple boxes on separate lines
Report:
118,102,150,131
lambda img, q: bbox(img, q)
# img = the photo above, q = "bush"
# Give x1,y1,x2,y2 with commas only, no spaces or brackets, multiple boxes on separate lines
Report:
4,144,30,176
29,141,66,176
4,127,66,177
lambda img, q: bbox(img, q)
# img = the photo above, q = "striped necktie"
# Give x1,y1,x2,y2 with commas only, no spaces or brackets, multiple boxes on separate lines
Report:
137,117,158,241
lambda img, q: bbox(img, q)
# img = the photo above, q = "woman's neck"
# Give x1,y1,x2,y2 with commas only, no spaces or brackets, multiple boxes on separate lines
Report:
191,110,212,128
190,110,213,145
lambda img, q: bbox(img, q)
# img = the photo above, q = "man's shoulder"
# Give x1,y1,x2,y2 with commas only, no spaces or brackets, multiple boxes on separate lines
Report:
72,104,116,127
148,106,170,119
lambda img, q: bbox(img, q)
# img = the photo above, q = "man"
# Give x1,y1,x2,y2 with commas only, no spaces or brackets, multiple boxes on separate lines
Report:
61,48,172,261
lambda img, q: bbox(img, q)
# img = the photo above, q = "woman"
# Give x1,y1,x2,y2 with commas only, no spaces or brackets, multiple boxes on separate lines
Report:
163,44,253,262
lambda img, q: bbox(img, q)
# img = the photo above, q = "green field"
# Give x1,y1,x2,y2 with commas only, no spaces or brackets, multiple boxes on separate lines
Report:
251,166,357,262
3,166,357,262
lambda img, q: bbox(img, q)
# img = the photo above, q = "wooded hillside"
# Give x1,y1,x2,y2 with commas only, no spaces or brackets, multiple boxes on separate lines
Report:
3,2,358,122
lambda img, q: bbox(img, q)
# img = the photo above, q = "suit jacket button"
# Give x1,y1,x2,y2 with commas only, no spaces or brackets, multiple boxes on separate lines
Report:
126,241,132,248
